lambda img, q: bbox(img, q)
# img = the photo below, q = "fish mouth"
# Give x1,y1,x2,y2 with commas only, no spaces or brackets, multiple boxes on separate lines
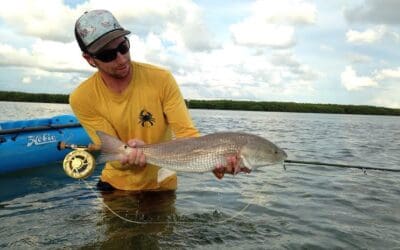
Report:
280,149,288,160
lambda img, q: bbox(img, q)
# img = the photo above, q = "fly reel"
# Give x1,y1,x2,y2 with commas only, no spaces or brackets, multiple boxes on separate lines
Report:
63,149,95,179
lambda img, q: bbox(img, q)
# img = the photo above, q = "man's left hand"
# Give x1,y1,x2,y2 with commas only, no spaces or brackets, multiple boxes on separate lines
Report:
212,155,251,179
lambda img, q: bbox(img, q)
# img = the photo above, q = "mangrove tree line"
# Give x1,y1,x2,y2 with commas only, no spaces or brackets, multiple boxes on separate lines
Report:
1,91,399,116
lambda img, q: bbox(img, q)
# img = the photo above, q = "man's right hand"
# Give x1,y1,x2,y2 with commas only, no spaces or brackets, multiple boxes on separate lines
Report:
120,139,146,167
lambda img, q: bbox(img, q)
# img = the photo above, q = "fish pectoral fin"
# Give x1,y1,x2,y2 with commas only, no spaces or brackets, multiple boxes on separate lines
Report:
157,168,176,183
241,155,253,169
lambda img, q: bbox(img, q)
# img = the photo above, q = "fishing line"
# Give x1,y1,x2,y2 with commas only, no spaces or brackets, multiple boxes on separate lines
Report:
70,159,399,225
76,173,254,225
63,145,255,225
284,160,400,173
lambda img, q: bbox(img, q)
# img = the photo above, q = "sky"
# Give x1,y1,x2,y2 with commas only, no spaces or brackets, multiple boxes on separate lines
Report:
0,0,400,108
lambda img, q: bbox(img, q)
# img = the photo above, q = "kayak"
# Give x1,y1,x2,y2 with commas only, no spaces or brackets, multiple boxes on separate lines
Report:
0,115,91,174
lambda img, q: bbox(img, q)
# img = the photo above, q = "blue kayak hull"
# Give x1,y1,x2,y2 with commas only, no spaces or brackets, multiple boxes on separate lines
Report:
0,115,91,174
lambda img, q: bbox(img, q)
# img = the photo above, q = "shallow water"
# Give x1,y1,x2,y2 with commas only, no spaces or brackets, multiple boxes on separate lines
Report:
0,101,399,249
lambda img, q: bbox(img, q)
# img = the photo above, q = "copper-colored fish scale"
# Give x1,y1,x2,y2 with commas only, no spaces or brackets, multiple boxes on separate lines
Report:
139,133,250,172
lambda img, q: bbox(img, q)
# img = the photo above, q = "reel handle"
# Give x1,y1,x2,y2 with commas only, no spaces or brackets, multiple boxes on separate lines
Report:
58,141,100,151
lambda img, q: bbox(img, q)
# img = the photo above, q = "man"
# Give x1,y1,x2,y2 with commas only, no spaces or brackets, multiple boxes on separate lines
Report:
70,10,238,191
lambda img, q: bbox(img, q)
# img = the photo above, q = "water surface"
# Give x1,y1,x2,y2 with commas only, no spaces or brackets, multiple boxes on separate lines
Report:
0,101,399,249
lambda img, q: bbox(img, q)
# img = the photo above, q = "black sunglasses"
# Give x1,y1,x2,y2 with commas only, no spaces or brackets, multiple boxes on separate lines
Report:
92,38,130,62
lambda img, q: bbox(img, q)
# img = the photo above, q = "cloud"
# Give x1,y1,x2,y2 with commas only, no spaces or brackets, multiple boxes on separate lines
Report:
373,98,400,109
162,20,218,52
269,51,319,92
1,1,396,108
98,0,217,52
231,23,295,48
251,0,316,25
101,31,320,101
344,0,400,25
22,76,32,84
0,38,92,93
346,53,372,64
370,67,400,108
0,0,216,52
375,67,400,80
337,66,400,108
372,90,400,109
162,2,218,52
340,66,378,91
0,44,35,67
346,26,387,44
230,0,316,48
0,40,92,74
0,0,79,42
173,45,319,101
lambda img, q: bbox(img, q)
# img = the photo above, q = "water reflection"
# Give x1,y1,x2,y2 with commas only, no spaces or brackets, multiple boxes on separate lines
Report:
83,190,177,249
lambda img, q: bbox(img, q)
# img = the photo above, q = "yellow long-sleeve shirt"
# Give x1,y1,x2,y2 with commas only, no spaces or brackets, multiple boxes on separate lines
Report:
69,61,199,191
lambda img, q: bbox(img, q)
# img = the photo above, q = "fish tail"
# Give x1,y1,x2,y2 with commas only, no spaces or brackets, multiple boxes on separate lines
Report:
96,131,124,164
97,153,119,164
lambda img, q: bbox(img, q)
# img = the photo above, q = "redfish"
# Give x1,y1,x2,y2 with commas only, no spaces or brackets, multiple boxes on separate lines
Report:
96,131,287,181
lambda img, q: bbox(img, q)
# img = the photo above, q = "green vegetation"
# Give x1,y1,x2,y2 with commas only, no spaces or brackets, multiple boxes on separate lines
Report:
186,99,400,116
0,91,68,103
1,91,399,116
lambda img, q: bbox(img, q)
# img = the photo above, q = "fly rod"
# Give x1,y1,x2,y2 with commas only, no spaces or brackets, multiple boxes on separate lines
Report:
285,160,400,172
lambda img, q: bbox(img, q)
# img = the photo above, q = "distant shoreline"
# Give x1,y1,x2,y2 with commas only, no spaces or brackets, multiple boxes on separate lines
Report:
1,90,399,116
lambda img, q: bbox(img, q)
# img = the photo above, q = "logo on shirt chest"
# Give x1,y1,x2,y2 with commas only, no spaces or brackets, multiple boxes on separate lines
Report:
138,109,155,127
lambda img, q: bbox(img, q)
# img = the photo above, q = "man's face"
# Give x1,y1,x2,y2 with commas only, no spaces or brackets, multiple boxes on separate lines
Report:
88,36,132,79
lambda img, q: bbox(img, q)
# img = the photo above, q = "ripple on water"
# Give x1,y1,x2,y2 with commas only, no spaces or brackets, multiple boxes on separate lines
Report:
1,106,400,249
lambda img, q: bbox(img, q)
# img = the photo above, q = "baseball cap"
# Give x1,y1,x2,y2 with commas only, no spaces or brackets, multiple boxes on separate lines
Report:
74,10,131,54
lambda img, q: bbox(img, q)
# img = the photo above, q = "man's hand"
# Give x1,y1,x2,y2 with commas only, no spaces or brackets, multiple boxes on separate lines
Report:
212,155,251,179
120,139,146,167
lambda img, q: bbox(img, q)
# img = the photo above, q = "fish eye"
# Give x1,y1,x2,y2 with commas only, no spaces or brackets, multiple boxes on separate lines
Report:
124,145,128,149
